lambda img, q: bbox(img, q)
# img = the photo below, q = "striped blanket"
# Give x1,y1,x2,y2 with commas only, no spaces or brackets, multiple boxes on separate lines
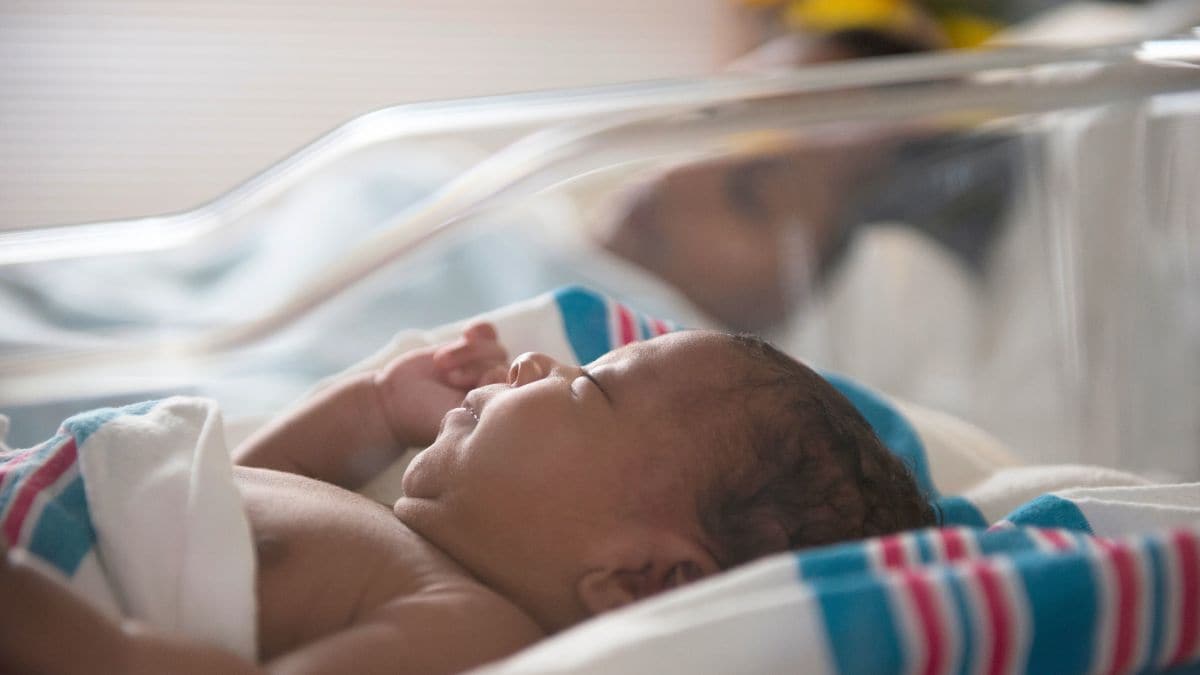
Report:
482,524,1200,675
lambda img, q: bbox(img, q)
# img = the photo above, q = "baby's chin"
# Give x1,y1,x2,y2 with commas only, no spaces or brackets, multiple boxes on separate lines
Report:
398,450,432,500
397,436,454,501
392,447,451,527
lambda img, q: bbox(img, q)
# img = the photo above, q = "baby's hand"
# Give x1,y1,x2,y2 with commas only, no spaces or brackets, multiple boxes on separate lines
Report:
430,322,510,391
374,322,508,448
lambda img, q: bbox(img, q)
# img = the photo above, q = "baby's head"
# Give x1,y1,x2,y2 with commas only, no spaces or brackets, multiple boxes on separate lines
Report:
395,330,933,632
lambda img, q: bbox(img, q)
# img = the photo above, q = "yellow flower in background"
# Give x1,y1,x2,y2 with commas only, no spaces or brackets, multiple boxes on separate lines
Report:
736,0,1007,51
782,0,920,34
938,12,1002,48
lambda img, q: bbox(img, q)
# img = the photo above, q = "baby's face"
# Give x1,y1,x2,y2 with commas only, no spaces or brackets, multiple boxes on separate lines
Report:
398,331,739,568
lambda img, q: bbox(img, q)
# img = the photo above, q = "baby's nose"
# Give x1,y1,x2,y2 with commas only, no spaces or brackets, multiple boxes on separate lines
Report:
508,352,557,386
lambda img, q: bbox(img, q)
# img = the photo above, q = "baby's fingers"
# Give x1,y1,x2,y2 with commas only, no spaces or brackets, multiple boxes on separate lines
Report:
434,322,508,388
477,363,509,386
434,323,506,368
461,321,498,343
442,359,509,389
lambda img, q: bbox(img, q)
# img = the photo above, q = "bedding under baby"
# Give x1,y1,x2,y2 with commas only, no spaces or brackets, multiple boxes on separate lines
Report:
2,286,1197,674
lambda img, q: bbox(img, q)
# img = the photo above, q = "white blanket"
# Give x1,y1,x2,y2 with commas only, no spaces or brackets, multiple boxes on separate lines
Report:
0,397,257,660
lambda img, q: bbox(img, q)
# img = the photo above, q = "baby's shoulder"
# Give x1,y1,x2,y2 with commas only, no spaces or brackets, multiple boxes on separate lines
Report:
266,564,544,673
362,570,545,671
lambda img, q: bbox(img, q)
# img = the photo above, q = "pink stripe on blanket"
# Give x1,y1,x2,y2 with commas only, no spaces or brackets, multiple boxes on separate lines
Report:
973,561,1013,675
2,437,77,544
615,303,636,346
1169,530,1200,666
881,534,908,568
0,443,57,495
939,528,968,561
1098,538,1141,674
1040,529,1073,551
902,569,946,675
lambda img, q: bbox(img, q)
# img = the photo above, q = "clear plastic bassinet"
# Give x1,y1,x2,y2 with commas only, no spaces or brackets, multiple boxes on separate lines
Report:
1,36,1198,479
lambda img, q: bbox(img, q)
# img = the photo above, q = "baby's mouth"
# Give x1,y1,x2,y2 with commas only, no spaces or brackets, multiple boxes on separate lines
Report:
438,398,479,436
463,390,487,422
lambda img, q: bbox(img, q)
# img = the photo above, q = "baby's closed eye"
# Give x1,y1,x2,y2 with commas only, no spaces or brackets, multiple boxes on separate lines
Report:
579,369,611,404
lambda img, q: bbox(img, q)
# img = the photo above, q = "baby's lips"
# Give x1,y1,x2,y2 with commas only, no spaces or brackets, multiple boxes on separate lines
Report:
463,387,496,418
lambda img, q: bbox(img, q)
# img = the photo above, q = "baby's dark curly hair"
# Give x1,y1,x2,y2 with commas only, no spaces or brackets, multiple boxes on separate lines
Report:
699,334,935,568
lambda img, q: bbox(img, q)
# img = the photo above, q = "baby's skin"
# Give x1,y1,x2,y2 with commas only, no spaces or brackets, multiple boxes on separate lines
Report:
1,324,741,674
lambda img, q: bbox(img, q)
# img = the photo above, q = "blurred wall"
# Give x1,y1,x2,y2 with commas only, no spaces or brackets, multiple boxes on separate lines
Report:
0,1,749,229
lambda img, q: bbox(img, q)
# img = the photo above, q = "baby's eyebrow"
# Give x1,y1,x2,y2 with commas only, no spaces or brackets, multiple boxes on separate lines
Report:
581,368,613,405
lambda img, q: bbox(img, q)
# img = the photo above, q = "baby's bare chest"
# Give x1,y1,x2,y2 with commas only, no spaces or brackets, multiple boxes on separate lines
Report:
234,468,468,660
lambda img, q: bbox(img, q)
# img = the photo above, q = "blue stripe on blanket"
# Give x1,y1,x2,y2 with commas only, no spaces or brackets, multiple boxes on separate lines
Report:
978,528,1039,556
913,530,936,564
1144,536,1167,672
1004,494,1094,534
26,474,95,575
554,286,611,365
824,373,938,498
61,399,159,447
796,539,872,580
814,573,905,674
1013,545,1098,674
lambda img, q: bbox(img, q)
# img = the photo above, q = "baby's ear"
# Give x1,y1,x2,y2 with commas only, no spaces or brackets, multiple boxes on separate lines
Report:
575,533,713,616
575,567,648,615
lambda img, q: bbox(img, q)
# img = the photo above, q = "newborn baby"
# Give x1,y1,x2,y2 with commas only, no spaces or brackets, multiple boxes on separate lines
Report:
1,325,933,674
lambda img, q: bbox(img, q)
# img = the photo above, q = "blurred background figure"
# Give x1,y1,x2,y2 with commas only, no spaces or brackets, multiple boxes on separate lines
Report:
591,126,1021,332
592,0,1032,332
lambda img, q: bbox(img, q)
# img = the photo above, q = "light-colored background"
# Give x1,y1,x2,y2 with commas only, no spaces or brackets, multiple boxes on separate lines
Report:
1,0,750,229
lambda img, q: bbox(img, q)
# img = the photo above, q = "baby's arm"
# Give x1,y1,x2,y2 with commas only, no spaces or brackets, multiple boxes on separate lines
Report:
235,323,507,489
1,540,256,675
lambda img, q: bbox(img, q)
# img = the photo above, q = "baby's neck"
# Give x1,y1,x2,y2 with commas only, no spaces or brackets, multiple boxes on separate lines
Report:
393,495,586,634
